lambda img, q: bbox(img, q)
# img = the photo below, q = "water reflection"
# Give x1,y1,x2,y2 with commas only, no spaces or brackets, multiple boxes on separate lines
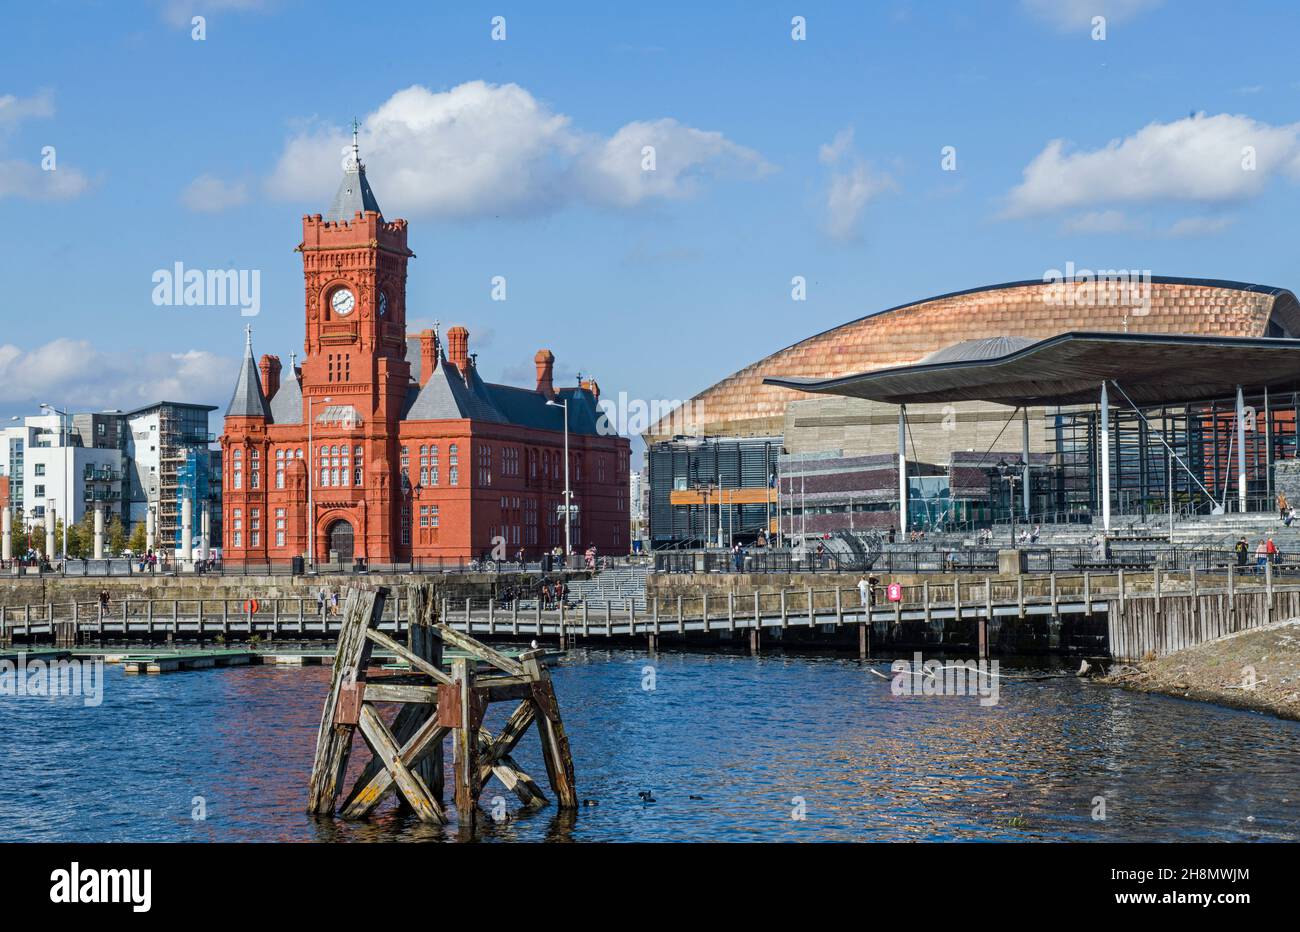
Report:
2,648,1298,841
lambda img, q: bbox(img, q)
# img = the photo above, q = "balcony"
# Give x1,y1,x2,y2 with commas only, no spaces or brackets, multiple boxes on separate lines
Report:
83,465,123,482
83,489,122,503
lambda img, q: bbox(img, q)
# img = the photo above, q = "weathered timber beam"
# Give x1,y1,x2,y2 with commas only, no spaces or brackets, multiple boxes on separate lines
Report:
365,626,454,685
339,708,449,819
485,682,533,703
307,587,386,815
435,622,527,677
355,704,447,824
363,683,440,704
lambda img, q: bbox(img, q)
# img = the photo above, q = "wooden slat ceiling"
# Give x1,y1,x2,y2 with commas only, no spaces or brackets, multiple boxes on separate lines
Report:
764,332,1300,407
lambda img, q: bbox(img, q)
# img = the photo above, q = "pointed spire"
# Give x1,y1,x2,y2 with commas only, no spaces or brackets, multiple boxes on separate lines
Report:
325,118,382,222
225,329,271,419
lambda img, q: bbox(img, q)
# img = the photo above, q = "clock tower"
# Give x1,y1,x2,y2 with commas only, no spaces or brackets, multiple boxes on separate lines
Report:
291,129,415,561
297,127,414,426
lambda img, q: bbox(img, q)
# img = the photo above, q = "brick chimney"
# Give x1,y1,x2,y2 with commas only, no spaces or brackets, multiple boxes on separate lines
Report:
535,349,555,397
580,376,600,403
418,329,438,386
446,326,470,374
258,354,281,400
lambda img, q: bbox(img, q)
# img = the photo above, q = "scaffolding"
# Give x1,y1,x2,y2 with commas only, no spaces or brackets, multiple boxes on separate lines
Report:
156,406,215,548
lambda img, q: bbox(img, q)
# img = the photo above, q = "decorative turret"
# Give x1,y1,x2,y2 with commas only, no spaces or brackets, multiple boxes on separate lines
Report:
226,326,271,419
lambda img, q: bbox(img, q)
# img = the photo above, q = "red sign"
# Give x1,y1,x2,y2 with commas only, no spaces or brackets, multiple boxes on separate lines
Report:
887,583,902,603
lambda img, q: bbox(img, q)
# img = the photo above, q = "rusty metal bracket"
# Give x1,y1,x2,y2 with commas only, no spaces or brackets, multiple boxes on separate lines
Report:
334,682,364,726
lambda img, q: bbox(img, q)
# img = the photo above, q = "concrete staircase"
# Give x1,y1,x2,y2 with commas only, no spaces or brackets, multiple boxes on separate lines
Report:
565,563,648,612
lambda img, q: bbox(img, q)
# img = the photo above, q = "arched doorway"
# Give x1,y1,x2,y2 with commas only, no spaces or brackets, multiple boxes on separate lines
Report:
326,519,354,563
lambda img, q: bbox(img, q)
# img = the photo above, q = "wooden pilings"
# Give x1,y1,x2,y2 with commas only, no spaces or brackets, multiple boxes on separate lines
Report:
1106,574,1300,663
308,582,579,834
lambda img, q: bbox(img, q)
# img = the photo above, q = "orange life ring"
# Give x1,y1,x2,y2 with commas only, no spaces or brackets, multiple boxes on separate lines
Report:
244,598,259,614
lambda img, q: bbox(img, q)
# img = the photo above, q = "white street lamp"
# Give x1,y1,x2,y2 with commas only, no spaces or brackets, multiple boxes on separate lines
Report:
546,398,572,560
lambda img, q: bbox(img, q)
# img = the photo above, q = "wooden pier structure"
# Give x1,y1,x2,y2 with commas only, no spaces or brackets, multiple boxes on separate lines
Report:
307,584,576,833
1,566,1293,663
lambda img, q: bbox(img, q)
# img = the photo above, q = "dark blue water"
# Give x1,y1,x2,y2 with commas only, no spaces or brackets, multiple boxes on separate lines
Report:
3,649,1299,842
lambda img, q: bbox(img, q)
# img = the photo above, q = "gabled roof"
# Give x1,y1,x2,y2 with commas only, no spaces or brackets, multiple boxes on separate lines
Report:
402,360,609,436
403,359,507,423
267,368,302,424
225,339,271,419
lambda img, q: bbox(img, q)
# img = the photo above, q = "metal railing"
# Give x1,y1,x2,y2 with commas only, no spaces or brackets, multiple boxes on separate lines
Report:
5,564,1294,646
0,556,607,578
650,543,1297,576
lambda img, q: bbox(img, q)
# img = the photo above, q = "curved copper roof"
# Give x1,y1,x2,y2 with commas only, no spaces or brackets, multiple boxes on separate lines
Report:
646,276,1300,440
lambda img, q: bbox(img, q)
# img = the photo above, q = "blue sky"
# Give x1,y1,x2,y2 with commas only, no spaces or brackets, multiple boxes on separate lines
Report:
2,0,1299,444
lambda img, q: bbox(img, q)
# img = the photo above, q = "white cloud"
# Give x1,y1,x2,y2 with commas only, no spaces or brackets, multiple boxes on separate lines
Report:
0,90,92,201
1021,0,1162,31
0,159,91,200
158,0,267,28
0,90,54,132
1004,113,1300,218
578,118,771,207
1060,209,1141,235
1167,215,1235,237
265,81,769,219
0,339,233,411
180,174,250,212
817,128,897,241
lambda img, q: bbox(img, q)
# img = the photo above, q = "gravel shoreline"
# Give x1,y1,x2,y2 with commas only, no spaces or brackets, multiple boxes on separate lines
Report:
1102,619,1300,722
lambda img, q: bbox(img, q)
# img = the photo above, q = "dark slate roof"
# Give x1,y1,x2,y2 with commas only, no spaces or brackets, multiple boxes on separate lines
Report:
325,163,382,222
225,341,271,419
406,336,424,384
404,359,507,423
267,368,303,424
402,360,607,436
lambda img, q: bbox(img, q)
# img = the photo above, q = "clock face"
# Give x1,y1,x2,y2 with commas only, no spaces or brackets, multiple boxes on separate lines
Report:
378,292,388,317
330,287,356,317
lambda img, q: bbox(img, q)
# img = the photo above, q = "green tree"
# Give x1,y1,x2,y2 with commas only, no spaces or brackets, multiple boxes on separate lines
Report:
66,511,95,559
28,523,45,556
127,521,147,554
106,514,127,555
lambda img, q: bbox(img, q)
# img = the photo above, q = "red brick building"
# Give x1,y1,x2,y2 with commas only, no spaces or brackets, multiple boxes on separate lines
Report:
220,144,629,565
